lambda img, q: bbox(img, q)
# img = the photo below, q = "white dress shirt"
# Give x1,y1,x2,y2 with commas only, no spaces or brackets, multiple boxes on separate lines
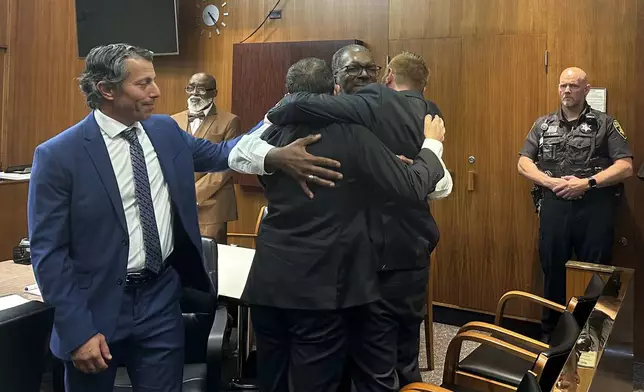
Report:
422,139,453,200
227,122,275,175
228,121,453,199
189,104,213,134
95,110,174,272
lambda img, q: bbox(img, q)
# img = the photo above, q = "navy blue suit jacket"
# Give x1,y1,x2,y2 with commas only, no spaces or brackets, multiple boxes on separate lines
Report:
27,113,239,360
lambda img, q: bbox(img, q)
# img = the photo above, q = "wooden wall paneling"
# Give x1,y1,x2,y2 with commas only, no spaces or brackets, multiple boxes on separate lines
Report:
4,0,86,167
0,49,5,168
196,0,390,118
0,0,8,47
149,0,201,116
389,0,548,40
0,0,12,169
232,40,362,135
0,181,28,260
2,0,200,167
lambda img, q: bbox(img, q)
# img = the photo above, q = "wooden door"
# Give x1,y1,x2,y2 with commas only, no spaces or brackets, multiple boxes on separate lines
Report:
390,34,548,319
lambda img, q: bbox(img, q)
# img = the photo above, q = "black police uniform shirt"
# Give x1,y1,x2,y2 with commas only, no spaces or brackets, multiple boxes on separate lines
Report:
520,103,632,178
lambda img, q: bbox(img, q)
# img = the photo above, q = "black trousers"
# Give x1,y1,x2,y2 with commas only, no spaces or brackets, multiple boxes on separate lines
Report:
539,188,617,334
339,267,429,391
250,305,350,392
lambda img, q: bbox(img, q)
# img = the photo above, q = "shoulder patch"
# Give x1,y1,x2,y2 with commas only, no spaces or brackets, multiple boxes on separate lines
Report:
613,120,627,140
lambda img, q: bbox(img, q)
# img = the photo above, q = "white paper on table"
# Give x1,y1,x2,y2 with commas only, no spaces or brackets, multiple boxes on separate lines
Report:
0,172,30,181
0,294,30,311
24,283,42,297
217,244,255,300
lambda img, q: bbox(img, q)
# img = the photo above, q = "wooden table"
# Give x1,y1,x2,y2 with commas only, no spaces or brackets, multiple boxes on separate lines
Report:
0,259,37,298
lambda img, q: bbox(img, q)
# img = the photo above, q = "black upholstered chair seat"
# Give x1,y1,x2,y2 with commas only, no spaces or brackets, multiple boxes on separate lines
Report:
458,312,579,389
456,312,579,390
458,343,532,386
0,299,55,392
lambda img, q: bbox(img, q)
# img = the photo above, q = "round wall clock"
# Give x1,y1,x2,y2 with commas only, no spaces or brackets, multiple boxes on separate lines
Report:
197,1,229,38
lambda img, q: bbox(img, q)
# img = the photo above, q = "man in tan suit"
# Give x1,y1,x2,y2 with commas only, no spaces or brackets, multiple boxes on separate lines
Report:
172,72,241,244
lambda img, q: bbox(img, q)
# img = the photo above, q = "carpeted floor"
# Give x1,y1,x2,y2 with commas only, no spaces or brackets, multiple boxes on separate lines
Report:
417,321,644,391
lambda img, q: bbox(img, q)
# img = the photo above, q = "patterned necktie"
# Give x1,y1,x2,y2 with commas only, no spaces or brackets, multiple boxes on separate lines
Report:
121,127,164,274
188,111,206,123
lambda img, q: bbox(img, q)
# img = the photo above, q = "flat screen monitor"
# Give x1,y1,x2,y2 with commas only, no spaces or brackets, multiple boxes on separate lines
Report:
75,0,179,57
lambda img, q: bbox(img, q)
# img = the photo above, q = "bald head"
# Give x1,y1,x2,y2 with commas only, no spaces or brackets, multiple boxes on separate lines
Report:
558,67,590,110
560,67,588,84
189,72,216,90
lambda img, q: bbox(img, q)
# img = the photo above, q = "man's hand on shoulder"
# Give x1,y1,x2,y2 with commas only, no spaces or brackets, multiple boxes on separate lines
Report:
424,114,445,142
265,134,343,199
71,333,112,374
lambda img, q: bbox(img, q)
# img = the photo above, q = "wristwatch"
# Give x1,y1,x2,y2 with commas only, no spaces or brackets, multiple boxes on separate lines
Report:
588,177,598,189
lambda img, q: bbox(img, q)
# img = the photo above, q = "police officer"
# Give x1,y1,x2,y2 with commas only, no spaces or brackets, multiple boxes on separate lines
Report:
518,67,633,340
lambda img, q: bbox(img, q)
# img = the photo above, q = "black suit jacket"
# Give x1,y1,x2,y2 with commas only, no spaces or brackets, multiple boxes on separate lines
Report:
241,122,444,310
267,83,443,270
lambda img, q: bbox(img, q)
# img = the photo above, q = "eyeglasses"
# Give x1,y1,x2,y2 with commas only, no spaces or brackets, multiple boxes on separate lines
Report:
336,65,382,77
185,86,216,95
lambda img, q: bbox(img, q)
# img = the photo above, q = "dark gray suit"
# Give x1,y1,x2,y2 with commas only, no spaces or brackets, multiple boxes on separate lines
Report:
242,119,444,392
268,83,444,388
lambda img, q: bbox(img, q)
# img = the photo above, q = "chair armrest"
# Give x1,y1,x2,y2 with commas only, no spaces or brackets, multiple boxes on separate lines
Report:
205,305,229,391
495,290,566,325
458,321,549,351
226,233,257,238
443,331,539,385
401,382,454,391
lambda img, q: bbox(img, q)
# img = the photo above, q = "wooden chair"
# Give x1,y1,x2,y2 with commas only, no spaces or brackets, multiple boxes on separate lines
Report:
444,309,579,392
494,273,603,331
226,206,267,248
441,275,602,392
401,370,541,392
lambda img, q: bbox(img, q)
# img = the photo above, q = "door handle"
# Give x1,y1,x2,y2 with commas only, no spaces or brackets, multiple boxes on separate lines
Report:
467,171,475,192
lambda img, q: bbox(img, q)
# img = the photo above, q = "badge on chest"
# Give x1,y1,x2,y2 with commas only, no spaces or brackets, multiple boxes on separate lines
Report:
544,125,559,136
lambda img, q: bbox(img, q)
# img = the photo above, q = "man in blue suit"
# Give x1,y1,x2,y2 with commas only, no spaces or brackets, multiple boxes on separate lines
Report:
27,43,341,392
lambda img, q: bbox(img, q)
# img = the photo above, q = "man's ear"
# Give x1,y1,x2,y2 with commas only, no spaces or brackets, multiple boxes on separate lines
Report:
96,81,115,102
384,69,394,87
333,84,341,96
214,89,218,98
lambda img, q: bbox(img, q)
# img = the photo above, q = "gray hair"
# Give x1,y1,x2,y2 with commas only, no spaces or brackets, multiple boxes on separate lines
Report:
78,44,154,109
331,44,370,74
285,58,334,94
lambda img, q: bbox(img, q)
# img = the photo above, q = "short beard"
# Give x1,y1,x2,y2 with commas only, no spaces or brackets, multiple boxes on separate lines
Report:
188,96,213,112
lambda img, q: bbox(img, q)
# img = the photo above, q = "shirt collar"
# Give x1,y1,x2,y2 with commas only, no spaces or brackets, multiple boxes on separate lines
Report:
94,109,143,139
